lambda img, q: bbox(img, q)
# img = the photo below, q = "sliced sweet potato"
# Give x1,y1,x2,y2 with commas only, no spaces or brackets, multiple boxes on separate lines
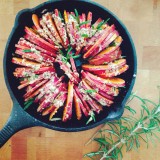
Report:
62,81,74,122
73,90,82,120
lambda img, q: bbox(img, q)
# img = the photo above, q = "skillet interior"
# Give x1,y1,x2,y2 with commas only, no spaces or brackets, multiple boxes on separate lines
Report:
4,0,137,131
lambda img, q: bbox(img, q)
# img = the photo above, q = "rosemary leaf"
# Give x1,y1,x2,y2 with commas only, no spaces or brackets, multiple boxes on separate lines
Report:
58,11,64,22
85,89,97,94
72,55,81,59
24,98,34,110
74,9,79,23
97,18,110,29
81,34,89,38
124,105,136,115
79,20,91,26
23,49,31,53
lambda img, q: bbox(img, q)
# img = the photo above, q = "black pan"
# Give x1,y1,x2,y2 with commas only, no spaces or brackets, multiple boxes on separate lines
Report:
0,0,137,147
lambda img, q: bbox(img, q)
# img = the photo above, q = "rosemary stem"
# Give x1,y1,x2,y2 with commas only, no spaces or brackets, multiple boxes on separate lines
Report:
100,120,148,160
85,124,106,146
100,141,122,160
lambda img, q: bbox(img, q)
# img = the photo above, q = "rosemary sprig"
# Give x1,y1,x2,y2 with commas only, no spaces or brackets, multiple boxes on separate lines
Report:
84,87,160,160
24,98,35,110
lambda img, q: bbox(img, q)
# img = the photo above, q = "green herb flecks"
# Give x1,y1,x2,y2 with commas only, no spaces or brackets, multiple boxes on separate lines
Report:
70,14,77,20
81,34,89,38
109,41,117,47
72,54,81,59
59,49,65,55
24,98,35,110
59,46,81,62
58,11,64,22
79,20,91,26
23,49,32,53
85,89,97,94
97,18,110,30
74,9,79,23
66,46,73,55
84,87,160,160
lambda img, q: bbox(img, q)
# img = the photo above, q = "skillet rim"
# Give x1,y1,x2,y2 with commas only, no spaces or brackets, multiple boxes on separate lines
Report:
3,0,137,132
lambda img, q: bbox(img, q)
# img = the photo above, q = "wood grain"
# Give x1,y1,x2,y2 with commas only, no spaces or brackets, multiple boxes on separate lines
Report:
0,0,160,160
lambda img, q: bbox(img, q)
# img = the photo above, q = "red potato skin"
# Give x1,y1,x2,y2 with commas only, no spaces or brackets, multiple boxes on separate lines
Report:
15,49,56,63
84,71,125,88
17,38,57,57
77,86,102,113
37,83,67,112
74,86,91,114
81,70,119,96
90,30,119,58
53,9,69,48
89,48,122,65
24,79,48,99
13,66,55,78
34,76,64,103
81,80,113,106
42,91,67,116
82,59,126,72
93,65,129,78
24,27,58,52
12,57,41,68
83,25,115,59
89,36,123,65
73,89,89,117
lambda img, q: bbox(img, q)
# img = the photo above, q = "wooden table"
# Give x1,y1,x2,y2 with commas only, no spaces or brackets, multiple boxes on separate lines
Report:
0,0,160,159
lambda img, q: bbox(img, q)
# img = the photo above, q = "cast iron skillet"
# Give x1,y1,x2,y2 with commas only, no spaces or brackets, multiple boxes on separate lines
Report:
0,0,137,147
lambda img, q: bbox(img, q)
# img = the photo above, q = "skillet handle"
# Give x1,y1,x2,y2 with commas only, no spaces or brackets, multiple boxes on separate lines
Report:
0,102,39,148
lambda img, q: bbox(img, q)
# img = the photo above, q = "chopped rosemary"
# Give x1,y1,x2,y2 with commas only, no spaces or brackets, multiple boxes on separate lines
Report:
24,98,35,110
85,89,97,94
23,49,32,53
81,34,89,38
79,20,91,26
59,49,65,55
70,14,77,20
74,9,79,23
61,55,68,63
109,41,117,46
97,18,110,29
58,11,64,22
72,55,81,59
66,46,73,55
